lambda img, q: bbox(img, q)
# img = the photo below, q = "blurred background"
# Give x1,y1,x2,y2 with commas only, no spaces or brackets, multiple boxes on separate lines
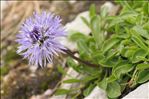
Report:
0,1,115,99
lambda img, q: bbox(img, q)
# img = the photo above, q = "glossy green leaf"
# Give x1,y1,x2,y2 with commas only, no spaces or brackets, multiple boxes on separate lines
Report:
69,32,87,42
108,17,124,28
102,38,120,54
132,48,148,63
131,30,148,50
143,3,149,15
97,78,107,90
83,84,95,96
137,70,149,83
91,16,104,48
99,58,117,67
107,75,117,83
89,4,96,18
137,63,149,70
107,81,121,98
63,79,81,83
143,21,149,31
81,65,100,76
113,63,133,78
132,25,149,40
67,57,81,73
121,46,138,59
55,89,71,95
81,16,90,28
77,39,90,54
82,75,98,83
77,39,92,60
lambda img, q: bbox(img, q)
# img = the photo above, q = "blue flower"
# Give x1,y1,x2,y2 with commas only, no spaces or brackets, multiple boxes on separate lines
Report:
16,11,66,67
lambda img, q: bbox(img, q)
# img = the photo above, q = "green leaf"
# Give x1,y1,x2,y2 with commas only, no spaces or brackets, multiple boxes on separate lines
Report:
143,21,149,31
77,39,90,54
97,78,107,90
67,57,81,73
81,65,100,76
63,79,81,83
107,75,117,83
102,37,120,54
137,70,149,84
91,16,104,48
113,63,134,78
92,50,105,62
69,32,87,42
87,37,96,51
131,30,148,50
132,25,149,40
108,16,124,28
121,46,138,59
106,49,118,60
89,4,96,18
143,2,149,15
55,89,71,95
82,75,99,83
83,84,95,96
77,39,91,60
99,58,117,67
131,48,148,63
81,16,90,28
107,81,121,98
137,63,149,70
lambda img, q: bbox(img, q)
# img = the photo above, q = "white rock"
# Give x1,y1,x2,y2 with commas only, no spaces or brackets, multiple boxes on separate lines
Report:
65,11,90,35
101,1,120,16
101,1,115,13
59,11,90,51
123,82,149,99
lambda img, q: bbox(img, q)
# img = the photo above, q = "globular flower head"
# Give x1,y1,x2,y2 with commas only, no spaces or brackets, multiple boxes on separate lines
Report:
16,11,66,67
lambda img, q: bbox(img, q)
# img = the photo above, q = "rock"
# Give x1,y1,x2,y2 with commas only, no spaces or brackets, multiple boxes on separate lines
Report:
101,1,120,16
65,11,90,35
59,11,90,51
122,82,149,99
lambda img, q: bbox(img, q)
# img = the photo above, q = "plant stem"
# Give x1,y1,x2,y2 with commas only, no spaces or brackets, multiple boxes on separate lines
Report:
63,49,99,68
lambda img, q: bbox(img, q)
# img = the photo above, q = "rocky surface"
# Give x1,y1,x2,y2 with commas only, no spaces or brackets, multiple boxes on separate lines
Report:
122,82,149,99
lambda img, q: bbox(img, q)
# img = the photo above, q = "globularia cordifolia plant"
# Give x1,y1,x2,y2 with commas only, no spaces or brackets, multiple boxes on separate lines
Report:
16,1,149,99
16,11,97,68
